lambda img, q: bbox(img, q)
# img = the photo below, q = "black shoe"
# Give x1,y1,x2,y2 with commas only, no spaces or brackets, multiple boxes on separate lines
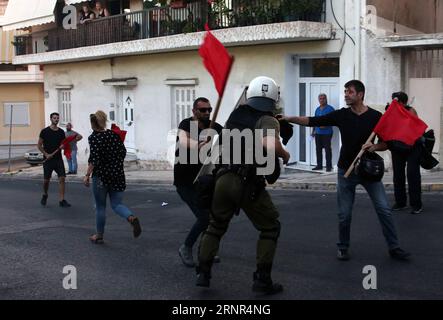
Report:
213,255,221,264
389,248,411,260
196,268,211,287
337,249,350,261
59,199,71,207
392,203,407,211
66,172,73,175
312,167,323,171
130,217,142,238
410,206,423,214
252,272,283,295
41,194,48,206
326,168,333,172
179,244,195,267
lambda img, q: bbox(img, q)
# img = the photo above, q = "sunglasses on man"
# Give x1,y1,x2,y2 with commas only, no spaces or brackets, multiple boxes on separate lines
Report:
197,107,213,113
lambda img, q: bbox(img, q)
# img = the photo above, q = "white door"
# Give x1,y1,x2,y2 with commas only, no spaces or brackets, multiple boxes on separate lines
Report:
308,82,340,167
296,79,340,167
121,89,136,153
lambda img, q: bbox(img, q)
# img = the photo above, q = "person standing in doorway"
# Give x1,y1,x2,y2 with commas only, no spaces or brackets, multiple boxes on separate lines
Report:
38,112,71,207
312,94,335,172
65,123,83,175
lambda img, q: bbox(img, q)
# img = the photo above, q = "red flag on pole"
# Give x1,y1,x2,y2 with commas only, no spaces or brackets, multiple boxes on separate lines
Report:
111,123,127,142
60,134,78,160
199,24,234,97
374,99,428,146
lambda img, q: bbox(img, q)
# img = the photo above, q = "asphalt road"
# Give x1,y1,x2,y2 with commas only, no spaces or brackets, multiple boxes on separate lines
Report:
0,179,442,300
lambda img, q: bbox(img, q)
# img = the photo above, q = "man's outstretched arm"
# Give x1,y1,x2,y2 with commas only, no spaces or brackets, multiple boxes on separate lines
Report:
277,115,310,126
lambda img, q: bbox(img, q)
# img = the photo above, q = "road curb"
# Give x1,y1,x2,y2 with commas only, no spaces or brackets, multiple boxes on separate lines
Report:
2,172,443,192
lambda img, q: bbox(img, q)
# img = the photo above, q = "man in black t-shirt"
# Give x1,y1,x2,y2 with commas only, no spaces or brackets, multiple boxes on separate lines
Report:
38,112,71,208
280,80,410,261
174,97,223,268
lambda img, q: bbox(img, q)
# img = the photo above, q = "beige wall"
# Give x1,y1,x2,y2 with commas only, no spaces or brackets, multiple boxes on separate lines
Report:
368,0,443,34
0,83,44,144
409,78,442,156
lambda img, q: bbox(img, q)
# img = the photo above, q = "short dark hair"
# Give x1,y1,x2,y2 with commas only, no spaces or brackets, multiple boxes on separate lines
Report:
345,80,365,99
193,97,210,109
392,91,408,104
50,112,59,119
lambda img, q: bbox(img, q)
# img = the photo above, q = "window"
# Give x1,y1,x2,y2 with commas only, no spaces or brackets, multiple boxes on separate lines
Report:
0,64,28,71
171,86,195,129
3,103,30,126
58,89,72,125
300,58,340,78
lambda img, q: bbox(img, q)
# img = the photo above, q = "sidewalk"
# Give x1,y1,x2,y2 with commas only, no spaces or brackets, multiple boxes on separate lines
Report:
2,163,443,192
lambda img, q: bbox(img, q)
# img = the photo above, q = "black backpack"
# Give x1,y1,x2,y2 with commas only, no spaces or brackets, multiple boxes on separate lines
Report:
419,130,439,170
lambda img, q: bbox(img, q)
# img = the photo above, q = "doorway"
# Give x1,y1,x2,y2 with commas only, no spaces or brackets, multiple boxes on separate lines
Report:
116,88,136,154
288,56,341,169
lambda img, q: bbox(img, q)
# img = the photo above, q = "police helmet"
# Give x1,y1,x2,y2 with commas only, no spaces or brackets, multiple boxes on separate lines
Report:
246,76,280,112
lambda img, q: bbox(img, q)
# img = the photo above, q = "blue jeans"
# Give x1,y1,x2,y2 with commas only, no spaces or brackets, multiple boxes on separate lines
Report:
92,177,133,235
337,169,400,250
176,185,210,248
67,150,78,173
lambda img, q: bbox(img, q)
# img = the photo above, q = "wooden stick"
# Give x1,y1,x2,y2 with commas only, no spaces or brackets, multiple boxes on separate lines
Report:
193,58,235,184
344,131,376,178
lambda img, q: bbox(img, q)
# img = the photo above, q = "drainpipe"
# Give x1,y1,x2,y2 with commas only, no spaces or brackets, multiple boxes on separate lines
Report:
354,0,362,79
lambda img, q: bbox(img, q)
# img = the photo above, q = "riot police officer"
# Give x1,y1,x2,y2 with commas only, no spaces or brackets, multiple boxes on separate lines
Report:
196,76,290,295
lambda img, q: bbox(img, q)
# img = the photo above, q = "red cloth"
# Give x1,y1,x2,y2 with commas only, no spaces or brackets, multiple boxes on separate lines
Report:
374,99,428,146
199,24,233,97
61,134,77,160
111,123,127,142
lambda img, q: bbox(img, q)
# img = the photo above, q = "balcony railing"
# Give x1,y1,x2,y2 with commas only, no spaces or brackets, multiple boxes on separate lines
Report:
14,0,326,55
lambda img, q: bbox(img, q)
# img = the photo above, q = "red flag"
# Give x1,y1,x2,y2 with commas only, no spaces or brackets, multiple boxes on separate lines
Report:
374,99,428,146
61,134,78,160
111,123,127,142
199,24,233,97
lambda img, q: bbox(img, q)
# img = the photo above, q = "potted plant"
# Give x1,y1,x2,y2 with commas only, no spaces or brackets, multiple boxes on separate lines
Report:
11,38,27,55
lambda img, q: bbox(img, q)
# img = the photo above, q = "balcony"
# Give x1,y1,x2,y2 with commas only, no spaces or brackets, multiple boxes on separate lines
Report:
14,0,326,56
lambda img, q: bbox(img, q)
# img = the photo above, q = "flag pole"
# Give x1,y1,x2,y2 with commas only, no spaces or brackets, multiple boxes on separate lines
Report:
209,56,235,130
344,131,376,178
193,58,234,184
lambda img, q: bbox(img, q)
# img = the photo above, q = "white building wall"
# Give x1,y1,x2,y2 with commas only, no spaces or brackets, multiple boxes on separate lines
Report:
43,38,346,166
